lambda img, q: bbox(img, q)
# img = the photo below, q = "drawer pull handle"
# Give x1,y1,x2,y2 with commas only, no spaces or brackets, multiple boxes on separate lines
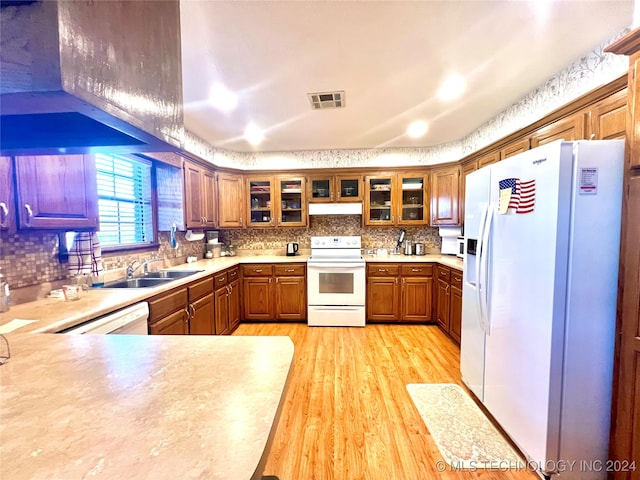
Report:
411,268,421,272
378,269,388,273
255,269,262,273
0,202,8,227
285,268,294,272
24,203,33,226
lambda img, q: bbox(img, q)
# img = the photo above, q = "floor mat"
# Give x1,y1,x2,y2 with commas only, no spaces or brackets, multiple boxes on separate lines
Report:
406,383,523,469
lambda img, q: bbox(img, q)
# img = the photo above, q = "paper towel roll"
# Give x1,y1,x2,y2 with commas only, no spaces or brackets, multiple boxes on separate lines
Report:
185,230,205,241
439,226,462,238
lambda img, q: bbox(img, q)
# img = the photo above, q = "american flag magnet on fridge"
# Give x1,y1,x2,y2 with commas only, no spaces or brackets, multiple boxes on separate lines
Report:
498,178,536,214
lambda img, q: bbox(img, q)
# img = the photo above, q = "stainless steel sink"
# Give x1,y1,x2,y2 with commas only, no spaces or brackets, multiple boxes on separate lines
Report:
96,270,203,288
144,269,203,279
100,277,175,289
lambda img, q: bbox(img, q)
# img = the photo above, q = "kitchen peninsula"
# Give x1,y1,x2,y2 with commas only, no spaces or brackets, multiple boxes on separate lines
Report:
0,334,293,480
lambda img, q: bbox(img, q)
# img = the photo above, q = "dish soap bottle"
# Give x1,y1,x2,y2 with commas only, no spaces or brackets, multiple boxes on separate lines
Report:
0,270,10,313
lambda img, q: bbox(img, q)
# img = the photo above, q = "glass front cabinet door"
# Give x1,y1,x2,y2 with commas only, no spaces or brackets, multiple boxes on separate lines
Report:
308,176,333,203
397,174,428,225
365,175,395,225
247,177,274,227
278,177,306,226
335,175,362,202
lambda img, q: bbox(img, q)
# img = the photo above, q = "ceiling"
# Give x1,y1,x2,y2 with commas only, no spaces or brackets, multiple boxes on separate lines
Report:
180,1,634,153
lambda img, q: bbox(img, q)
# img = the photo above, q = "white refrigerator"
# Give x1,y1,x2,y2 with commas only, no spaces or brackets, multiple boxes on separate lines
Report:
460,140,624,478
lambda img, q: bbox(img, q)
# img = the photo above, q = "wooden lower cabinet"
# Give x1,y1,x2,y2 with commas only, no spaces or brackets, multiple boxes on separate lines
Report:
435,265,462,345
449,271,463,344
367,275,400,321
366,263,433,322
149,308,189,335
214,267,241,334
147,276,215,335
242,264,306,321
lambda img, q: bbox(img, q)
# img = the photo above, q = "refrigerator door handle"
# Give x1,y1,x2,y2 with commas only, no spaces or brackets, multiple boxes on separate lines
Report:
475,203,489,334
480,205,494,335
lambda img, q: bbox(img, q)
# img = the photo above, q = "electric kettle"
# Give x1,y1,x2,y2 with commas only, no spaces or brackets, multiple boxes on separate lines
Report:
286,242,299,256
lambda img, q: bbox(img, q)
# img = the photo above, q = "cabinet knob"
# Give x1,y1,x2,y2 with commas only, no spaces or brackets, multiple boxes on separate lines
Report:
0,202,8,227
24,204,33,226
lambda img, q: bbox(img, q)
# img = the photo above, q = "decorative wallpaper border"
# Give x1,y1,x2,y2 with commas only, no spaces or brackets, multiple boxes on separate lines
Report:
184,29,630,169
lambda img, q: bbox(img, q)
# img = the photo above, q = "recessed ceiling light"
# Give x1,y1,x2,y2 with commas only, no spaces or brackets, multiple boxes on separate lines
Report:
437,74,466,101
244,123,264,146
209,83,238,113
407,120,428,138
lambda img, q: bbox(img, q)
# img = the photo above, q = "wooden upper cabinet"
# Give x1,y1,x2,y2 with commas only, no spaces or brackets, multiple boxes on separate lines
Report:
587,88,627,141
365,174,396,226
184,160,216,229
217,172,244,228
477,150,500,168
632,56,640,168
247,176,274,227
397,173,429,226
530,114,585,147
308,174,362,203
14,154,98,230
460,160,478,225
277,176,306,227
500,138,530,159
0,156,15,232
430,165,460,226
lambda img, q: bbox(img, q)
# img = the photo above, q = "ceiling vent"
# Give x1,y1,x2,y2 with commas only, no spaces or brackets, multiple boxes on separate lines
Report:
308,91,345,110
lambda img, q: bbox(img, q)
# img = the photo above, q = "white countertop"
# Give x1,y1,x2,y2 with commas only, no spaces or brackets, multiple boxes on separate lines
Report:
0,334,294,480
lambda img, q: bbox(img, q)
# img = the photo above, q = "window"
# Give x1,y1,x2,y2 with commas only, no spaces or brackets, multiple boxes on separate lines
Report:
95,153,154,247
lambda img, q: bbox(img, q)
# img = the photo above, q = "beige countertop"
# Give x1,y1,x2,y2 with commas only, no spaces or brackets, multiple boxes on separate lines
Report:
0,334,294,480
0,253,462,336
364,253,463,270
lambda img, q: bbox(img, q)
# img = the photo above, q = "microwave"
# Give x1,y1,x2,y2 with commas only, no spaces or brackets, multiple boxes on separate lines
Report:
456,237,464,258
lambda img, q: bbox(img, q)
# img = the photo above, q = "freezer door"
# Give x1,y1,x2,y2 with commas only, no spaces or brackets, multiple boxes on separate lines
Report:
483,141,573,467
460,166,490,401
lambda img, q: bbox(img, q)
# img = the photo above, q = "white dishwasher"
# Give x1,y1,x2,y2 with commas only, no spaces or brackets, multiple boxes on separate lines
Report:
62,302,149,335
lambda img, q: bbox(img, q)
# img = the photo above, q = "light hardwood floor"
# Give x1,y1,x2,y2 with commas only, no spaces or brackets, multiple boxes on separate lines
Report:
233,323,539,480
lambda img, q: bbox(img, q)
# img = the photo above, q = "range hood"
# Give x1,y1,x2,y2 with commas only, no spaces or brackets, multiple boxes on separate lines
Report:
308,203,363,215
0,0,183,155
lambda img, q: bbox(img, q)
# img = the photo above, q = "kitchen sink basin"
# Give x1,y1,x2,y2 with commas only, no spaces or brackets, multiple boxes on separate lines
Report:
100,277,175,289
96,270,203,289
144,269,203,279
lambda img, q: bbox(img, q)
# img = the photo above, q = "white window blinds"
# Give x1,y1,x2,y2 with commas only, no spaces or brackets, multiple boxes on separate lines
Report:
95,154,154,247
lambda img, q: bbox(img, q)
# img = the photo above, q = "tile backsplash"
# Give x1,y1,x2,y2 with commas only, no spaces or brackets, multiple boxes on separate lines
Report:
220,215,441,254
1,218,441,301
0,230,205,296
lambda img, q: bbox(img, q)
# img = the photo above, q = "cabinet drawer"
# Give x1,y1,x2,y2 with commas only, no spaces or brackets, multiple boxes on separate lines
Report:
148,287,188,322
214,272,228,289
400,264,433,277
188,276,213,301
367,264,400,276
451,269,463,288
242,264,274,276
227,267,239,282
274,264,305,276
437,266,451,281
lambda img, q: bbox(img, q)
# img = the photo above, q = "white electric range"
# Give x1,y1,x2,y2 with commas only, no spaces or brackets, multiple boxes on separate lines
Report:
307,236,366,327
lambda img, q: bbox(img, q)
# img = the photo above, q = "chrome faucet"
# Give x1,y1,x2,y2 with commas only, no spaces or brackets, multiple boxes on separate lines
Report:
126,257,162,279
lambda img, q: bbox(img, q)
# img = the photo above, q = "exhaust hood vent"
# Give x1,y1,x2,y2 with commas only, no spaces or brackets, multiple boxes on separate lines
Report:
0,0,183,155
309,203,362,215
308,91,345,110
